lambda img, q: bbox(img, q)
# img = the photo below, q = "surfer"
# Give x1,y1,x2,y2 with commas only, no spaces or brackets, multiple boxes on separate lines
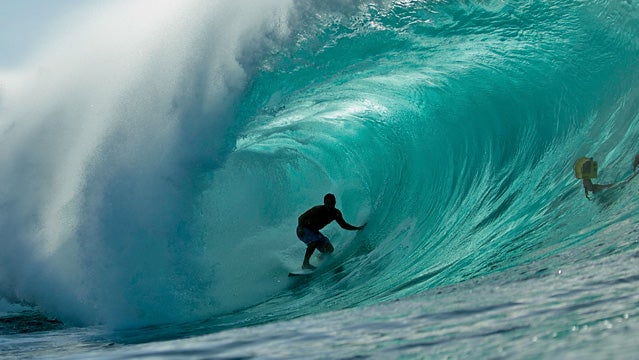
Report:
576,155,639,200
296,193,366,270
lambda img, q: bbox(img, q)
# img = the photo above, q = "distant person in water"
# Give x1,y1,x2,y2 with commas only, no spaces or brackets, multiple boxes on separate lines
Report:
296,193,366,270
575,155,639,200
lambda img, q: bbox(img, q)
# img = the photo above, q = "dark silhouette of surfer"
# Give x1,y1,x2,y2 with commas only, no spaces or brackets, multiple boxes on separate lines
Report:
575,155,639,200
296,193,366,270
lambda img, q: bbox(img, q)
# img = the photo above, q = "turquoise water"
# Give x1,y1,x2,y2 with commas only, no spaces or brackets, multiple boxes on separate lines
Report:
1,0,639,358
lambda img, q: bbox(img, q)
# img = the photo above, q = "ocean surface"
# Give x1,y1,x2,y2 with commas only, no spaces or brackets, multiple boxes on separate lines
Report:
1,0,639,358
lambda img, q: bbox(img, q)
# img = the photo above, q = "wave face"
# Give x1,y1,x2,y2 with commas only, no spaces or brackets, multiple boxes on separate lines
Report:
1,0,639,332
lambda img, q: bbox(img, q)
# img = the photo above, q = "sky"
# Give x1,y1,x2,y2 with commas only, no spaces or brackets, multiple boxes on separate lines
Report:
0,0,101,67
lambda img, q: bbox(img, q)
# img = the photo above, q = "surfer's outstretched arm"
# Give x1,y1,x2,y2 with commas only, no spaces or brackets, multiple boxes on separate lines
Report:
335,214,366,231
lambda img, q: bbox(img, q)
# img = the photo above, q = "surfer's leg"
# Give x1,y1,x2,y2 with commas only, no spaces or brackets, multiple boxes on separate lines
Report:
634,154,639,172
317,239,334,253
303,243,318,270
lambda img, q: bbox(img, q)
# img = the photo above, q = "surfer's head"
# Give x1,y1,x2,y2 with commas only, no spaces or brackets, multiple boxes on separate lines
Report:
324,193,336,208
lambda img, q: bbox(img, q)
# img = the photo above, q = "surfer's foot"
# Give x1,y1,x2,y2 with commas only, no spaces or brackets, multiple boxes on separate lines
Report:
302,263,316,270
634,154,639,172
